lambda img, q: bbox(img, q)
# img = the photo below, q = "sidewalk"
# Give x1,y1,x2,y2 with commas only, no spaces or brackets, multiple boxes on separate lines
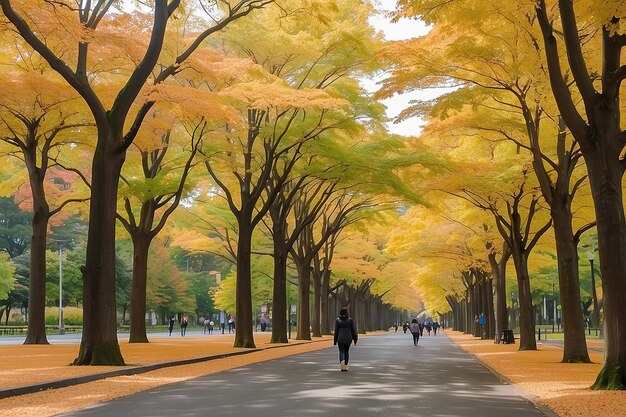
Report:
446,331,626,417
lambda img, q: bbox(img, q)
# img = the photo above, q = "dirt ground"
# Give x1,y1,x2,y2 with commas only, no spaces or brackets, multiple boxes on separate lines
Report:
1,331,625,417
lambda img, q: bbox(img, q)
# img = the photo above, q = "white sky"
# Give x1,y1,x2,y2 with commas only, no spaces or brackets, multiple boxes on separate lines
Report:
366,0,433,137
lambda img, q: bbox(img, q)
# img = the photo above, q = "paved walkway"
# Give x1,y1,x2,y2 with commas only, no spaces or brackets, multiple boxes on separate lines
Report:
60,331,549,417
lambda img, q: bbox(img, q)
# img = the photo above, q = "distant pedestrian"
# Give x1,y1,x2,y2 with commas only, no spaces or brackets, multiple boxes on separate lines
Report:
334,306,358,372
402,322,408,333
394,323,398,332
426,322,432,336
479,313,486,339
409,318,420,346
181,316,188,336
168,317,175,336
228,317,234,333
203,319,214,335
432,322,439,336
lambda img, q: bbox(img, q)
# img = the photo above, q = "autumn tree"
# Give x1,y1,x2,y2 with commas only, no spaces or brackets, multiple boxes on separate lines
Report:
265,175,335,342
535,0,626,388
117,109,208,343
0,0,274,364
382,0,593,359
215,0,386,344
0,67,90,344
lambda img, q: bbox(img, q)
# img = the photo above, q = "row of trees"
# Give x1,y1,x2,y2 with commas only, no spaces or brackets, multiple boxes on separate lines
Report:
5,0,625,392
380,0,626,389
0,0,425,366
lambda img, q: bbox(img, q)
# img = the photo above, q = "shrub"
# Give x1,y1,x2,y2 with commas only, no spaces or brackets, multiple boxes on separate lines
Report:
45,306,83,326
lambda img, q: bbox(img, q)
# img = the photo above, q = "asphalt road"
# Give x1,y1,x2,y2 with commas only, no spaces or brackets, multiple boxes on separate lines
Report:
61,331,549,417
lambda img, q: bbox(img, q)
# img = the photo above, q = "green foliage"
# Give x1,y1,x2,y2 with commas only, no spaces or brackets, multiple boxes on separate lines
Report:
1,251,28,312
48,215,88,251
115,240,133,310
0,196,30,258
146,241,197,315
46,245,84,307
188,271,218,316
0,252,15,300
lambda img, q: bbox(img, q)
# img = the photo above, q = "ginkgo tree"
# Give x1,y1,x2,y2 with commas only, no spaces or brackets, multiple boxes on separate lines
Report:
0,0,275,365
0,65,90,345
534,0,626,389
193,0,388,348
381,0,593,358
117,103,224,343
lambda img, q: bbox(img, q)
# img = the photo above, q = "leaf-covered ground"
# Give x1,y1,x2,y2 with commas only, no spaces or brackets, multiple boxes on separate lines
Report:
447,332,626,417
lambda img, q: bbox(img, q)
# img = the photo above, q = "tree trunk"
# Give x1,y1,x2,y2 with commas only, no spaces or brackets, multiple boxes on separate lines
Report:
586,148,626,388
552,210,590,362
24,179,49,345
74,145,125,365
295,261,311,340
121,303,127,326
489,246,509,339
321,268,331,334
511,250,536,350
472,284,480,337
234,217,255,348
311,268,321,337
129,233,151,343
270,249,288,343
486,277,495,339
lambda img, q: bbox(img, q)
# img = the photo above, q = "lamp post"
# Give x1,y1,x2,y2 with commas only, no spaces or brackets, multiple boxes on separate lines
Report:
588,252,600,330
58,243,65,335
510,292,516,330
551,283,556,333
208,271,222,332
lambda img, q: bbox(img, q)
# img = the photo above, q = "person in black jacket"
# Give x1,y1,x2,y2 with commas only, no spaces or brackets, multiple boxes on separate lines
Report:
409,318,420,346
334,306,358,371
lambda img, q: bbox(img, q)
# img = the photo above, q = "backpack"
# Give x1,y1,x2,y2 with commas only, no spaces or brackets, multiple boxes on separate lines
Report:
409,322,420,333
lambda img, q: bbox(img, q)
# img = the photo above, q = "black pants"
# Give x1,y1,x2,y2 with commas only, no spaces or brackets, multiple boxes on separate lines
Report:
338,343,351,364
411,332,420,345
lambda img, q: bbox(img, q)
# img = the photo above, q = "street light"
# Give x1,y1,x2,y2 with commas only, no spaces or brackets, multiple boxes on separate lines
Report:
208,271,223,333
588,252,600,330
551,283,556,333
510,292,516,330
58,243,65,335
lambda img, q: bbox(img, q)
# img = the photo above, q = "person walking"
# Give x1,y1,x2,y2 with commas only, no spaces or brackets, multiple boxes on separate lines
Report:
409,318,420,346
479,313,486,339
168,317,175,336
228,317,234,333
181,315,188,336
333,307,358,372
